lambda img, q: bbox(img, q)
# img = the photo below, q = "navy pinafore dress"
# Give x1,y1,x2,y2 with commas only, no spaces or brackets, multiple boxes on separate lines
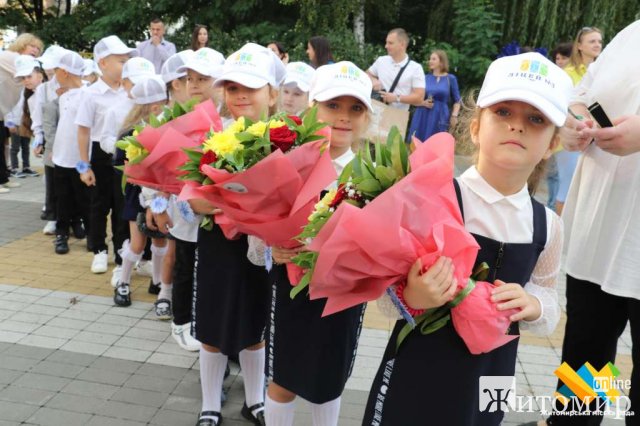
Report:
362,179,548,426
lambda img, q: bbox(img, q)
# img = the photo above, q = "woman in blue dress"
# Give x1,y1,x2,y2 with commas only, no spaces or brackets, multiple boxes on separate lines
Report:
407,49,461,142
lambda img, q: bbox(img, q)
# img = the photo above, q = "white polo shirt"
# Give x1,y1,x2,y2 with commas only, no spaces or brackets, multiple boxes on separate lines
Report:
74,78,128,143
101,96,135,154
53,86,86,168
368,55,425,111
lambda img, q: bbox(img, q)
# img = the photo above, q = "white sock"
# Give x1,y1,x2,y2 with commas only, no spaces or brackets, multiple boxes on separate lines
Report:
158,282,172,301
200,348,228,414
118,240,142,285
150,243,167,284
239,347,266,409
265,393,295,426
310,396,341,426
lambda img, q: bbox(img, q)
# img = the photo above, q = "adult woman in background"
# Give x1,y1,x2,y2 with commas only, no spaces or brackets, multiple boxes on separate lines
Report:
306,36,334,69
407,49,460,142
555,26,602,214
190,25,208,51
267,41,289,64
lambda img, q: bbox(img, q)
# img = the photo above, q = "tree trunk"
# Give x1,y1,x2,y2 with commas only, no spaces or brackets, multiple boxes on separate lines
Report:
354,0,365,49
34,0,44,28
66,0,71,14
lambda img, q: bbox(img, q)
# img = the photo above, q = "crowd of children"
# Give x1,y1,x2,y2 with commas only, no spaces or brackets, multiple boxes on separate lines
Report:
0,28,611,426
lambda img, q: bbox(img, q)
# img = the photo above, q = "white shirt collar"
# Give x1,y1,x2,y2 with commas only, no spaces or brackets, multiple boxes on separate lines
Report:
94,78,124,95
459,166,530,209
332,149,355,174
391,55,409,67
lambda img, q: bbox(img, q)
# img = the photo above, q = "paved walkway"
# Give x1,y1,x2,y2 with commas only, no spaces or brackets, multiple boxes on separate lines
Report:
0,157,632,425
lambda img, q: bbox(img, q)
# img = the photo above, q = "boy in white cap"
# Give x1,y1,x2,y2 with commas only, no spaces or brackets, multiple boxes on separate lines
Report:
31,45,69,235
161,49,194,104
5,55,46,178
176,47,224,105
279,61,315,115
75,35,134,274
82,59,101,84
51,50,90,254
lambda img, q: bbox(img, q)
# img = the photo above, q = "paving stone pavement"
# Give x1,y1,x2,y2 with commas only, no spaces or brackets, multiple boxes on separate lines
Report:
0,155,634,425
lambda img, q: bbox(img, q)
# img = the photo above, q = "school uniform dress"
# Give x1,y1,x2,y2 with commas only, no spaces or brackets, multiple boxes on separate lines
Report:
192,224,270,354
363,167,562,426
266,149,367,404
113,130,145,223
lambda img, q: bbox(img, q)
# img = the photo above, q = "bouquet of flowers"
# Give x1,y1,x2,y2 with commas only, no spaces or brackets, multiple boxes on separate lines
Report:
293,129,517,355
116,99,222,194
178,107,336,278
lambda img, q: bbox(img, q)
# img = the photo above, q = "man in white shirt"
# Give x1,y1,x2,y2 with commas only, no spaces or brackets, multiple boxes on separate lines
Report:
366,28,425,111
135,18,177,73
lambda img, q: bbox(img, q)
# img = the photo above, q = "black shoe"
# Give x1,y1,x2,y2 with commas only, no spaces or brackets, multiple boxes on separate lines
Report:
114,283,131,307
54,235,69,255
72,222,86,239
21,168,39,177
10,169,25,178
241,402,265,426
40,211,48,220
196,411,222,426
148,279,161,295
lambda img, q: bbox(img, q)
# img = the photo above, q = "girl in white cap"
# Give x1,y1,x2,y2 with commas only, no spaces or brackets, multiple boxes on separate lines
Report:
361,52,572,426
111,76,169,308
278,61,314,116
176,47,225,107
266,61,372,426
187,42,285,426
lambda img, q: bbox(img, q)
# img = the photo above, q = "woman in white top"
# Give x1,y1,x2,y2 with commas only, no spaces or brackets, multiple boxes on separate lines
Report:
547,20,640,425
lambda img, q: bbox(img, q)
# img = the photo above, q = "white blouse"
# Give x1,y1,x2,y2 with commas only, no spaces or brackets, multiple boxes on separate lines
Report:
378,166,563,336
562,20,640,300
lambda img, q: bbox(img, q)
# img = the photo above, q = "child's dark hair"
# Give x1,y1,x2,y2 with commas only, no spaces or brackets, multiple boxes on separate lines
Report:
550,42,572,60
308,36,333,68
269,41,287,59
455,92,555,196
21,66,48,136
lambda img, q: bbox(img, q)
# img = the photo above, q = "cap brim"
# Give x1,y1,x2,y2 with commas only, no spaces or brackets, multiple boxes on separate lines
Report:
128,74,155,85
477,89,567,127
134,92,167,105
176,63,219,79
313,87,373,112
96,47,135,61
162,71,186,83
59,65,84,76
283,78,310,93
213,72,268,89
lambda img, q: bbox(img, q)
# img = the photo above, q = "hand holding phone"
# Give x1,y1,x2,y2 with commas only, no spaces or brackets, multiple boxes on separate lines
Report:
588,102,614,128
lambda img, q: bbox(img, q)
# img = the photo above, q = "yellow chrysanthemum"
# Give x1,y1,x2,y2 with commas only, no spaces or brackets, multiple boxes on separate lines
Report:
308,188,337,220
228,117,246,133
125,143,144,161
203,130,244,157
269,119,286,129
132,129,140,137
246,121,268,137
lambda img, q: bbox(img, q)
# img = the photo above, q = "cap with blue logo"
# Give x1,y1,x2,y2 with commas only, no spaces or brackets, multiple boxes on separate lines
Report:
309,61,373,112
213,43,286,89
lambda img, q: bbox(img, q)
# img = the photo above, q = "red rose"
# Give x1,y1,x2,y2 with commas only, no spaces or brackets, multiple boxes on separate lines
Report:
288,115,302,126
199,150,217,172
269,125,297,153
329,185,346,209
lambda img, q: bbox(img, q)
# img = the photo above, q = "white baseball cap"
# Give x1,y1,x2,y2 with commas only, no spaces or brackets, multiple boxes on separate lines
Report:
213,43,286,89
14,55,41,78
282,62,315,92
93,35,135,61
82,59,102,77
131,76,167,105
477,52,573,127
309,61,373,112
38,45,67,70
176,48,225,79
122,57,156,84
54,50,85,76
161,49,195,83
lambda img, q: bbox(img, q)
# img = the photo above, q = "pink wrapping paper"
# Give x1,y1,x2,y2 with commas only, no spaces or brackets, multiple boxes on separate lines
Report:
124,100,222,194
451,281,519,354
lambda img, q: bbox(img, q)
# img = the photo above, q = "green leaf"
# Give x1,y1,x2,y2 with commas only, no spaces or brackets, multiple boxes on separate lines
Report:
289,272,310,299
374,165,397,188
149,113,161,128
358,178,382,194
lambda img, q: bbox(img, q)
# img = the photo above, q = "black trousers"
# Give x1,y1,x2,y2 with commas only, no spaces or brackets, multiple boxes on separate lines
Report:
0,122,9,184
10,134,30,170
54,165,88,237
88,142,128,264
43,164,56,221
548,275,640,425
173,237,196,326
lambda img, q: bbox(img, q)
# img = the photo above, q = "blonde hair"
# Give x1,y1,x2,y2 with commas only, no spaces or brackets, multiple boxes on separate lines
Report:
455,92,556,195
569,26,602,69
9,33,44,54
119,104,156,138
431,50,450,73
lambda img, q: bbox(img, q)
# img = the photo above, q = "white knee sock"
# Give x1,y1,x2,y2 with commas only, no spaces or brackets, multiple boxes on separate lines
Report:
150,243,167,284
310,396,341,426
199,348,228,414
239,347,266,408
158,282,172,301
118,239,142,285
265,393,295,426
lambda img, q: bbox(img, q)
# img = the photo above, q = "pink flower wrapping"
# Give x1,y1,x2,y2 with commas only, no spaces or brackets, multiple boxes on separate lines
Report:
124,100,222,194
307,132,517,354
